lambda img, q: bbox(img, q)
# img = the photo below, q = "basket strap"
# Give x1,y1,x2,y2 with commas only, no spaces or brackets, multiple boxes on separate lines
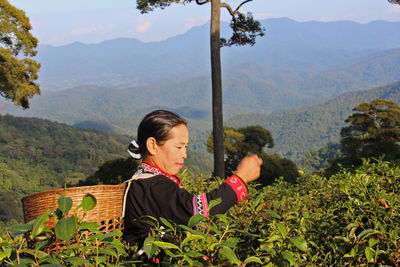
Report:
122,172,155,218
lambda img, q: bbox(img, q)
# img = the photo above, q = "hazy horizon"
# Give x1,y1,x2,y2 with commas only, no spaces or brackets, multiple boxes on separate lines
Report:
8,0,400,46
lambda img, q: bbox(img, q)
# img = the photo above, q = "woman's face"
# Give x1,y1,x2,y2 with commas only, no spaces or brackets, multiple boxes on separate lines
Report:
147,124,189,175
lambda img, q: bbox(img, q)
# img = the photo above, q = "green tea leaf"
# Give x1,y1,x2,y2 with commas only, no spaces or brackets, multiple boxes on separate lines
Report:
208,198,222,210
153,241,180,251
7,223,33,233
277,223,287,239
357,229,379,241
221,247,240,266
290,236,308,252
365,247,373,262
244,256,263,265
143,236,157,258
55,216,76,241
81,193,96,212
368,238,378,248
160,217,174,230
57,196,73,215
0,247,12,260
178,224,200,234
188,214,205,228
30,210,50,239
66,257,91,266
282,250,297,266
182,234,205,247
186,251,205,258
78,222,100,232
98,248,117,257
266,235,282,243
267,209,281,219
20,249,48,259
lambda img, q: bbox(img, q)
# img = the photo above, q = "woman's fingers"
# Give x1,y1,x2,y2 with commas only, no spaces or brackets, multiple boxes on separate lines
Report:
235,155,263,183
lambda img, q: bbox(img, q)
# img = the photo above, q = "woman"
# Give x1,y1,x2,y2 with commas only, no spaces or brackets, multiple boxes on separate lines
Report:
123,110,262,247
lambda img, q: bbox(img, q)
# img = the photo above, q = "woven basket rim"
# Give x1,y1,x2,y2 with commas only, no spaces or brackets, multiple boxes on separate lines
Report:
21,184,126,202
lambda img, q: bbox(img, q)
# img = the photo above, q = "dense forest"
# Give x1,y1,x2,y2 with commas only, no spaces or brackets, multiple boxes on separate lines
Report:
0,115,129,224
228,81,400,160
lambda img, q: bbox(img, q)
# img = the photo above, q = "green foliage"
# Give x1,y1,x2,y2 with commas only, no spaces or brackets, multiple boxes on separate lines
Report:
221,12,265,47
228,81,400,161
0,114,131,223
2,159,400,265
1,192,134,266
79,157,139,186
207,125,299,185
0,0,40,108
339,99,400,167
300,142,341,173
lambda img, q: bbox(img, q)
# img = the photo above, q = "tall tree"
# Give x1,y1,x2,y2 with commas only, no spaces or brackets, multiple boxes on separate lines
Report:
136,0,264,178
0,0,41,108
340,99,400,166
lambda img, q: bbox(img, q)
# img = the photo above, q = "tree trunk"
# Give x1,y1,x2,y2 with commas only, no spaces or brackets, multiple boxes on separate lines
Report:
210,0,225,179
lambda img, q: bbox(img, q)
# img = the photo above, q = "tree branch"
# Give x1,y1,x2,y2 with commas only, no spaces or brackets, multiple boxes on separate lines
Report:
221,3,235,17
195,0,211,5
234,0,253,12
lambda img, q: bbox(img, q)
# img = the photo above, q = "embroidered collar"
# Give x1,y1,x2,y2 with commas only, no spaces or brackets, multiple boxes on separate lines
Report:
137,161,181,187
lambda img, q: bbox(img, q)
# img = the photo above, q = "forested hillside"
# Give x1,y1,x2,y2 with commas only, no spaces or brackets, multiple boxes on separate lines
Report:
4,46,400,126
0,115,131,224
228,81,400,161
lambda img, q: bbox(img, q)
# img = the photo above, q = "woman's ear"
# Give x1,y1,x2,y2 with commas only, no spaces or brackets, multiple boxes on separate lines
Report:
146,137,158,156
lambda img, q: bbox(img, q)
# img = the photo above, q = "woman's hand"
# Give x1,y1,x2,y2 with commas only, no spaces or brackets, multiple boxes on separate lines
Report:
235,154,263,183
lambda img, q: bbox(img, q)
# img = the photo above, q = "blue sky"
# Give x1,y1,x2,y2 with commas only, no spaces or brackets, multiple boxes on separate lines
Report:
8,0,400,46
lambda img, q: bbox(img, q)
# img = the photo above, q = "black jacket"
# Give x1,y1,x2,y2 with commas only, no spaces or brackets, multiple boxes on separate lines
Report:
123,172,247,246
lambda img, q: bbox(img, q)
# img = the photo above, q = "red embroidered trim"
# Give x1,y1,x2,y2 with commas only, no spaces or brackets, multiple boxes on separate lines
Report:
140,161,181,187
201,193,209,217
225,175,248,202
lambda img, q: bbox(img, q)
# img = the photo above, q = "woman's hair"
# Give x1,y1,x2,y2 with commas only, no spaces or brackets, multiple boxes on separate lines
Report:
128,110,187,158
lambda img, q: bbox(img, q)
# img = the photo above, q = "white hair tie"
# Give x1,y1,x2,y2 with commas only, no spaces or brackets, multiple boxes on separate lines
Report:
127,140,142,159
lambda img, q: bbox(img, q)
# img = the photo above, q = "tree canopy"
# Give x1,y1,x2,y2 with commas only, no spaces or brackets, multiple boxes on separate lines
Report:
136,0,264,47
207,125,298,185
340,99,400,166
0,0,40,108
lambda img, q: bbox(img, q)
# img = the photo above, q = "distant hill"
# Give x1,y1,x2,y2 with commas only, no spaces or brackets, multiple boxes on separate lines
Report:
5,47,400,125
35,18,400,91
227,81,400,161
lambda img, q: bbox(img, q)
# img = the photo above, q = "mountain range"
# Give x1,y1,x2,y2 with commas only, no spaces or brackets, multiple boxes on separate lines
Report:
35,18,400,91
2,17,400,160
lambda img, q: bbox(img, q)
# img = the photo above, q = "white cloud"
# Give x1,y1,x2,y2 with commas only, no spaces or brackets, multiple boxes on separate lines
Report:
184,18,197,31
386,5,400,15
254,12,273,20
135,21,152,33
183,17,209,30
319,16,335,22
70,23,115,36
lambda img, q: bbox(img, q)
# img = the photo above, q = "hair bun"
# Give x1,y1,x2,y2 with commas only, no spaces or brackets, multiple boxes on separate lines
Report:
127,140,142,160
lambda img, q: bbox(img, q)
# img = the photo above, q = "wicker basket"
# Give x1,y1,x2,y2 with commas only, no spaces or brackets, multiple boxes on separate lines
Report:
21,184,127,232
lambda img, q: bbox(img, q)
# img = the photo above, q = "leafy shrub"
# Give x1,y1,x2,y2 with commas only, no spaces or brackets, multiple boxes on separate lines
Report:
1,158,400,266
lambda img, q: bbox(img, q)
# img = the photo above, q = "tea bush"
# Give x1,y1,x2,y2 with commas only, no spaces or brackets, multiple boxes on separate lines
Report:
1,158,399,266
